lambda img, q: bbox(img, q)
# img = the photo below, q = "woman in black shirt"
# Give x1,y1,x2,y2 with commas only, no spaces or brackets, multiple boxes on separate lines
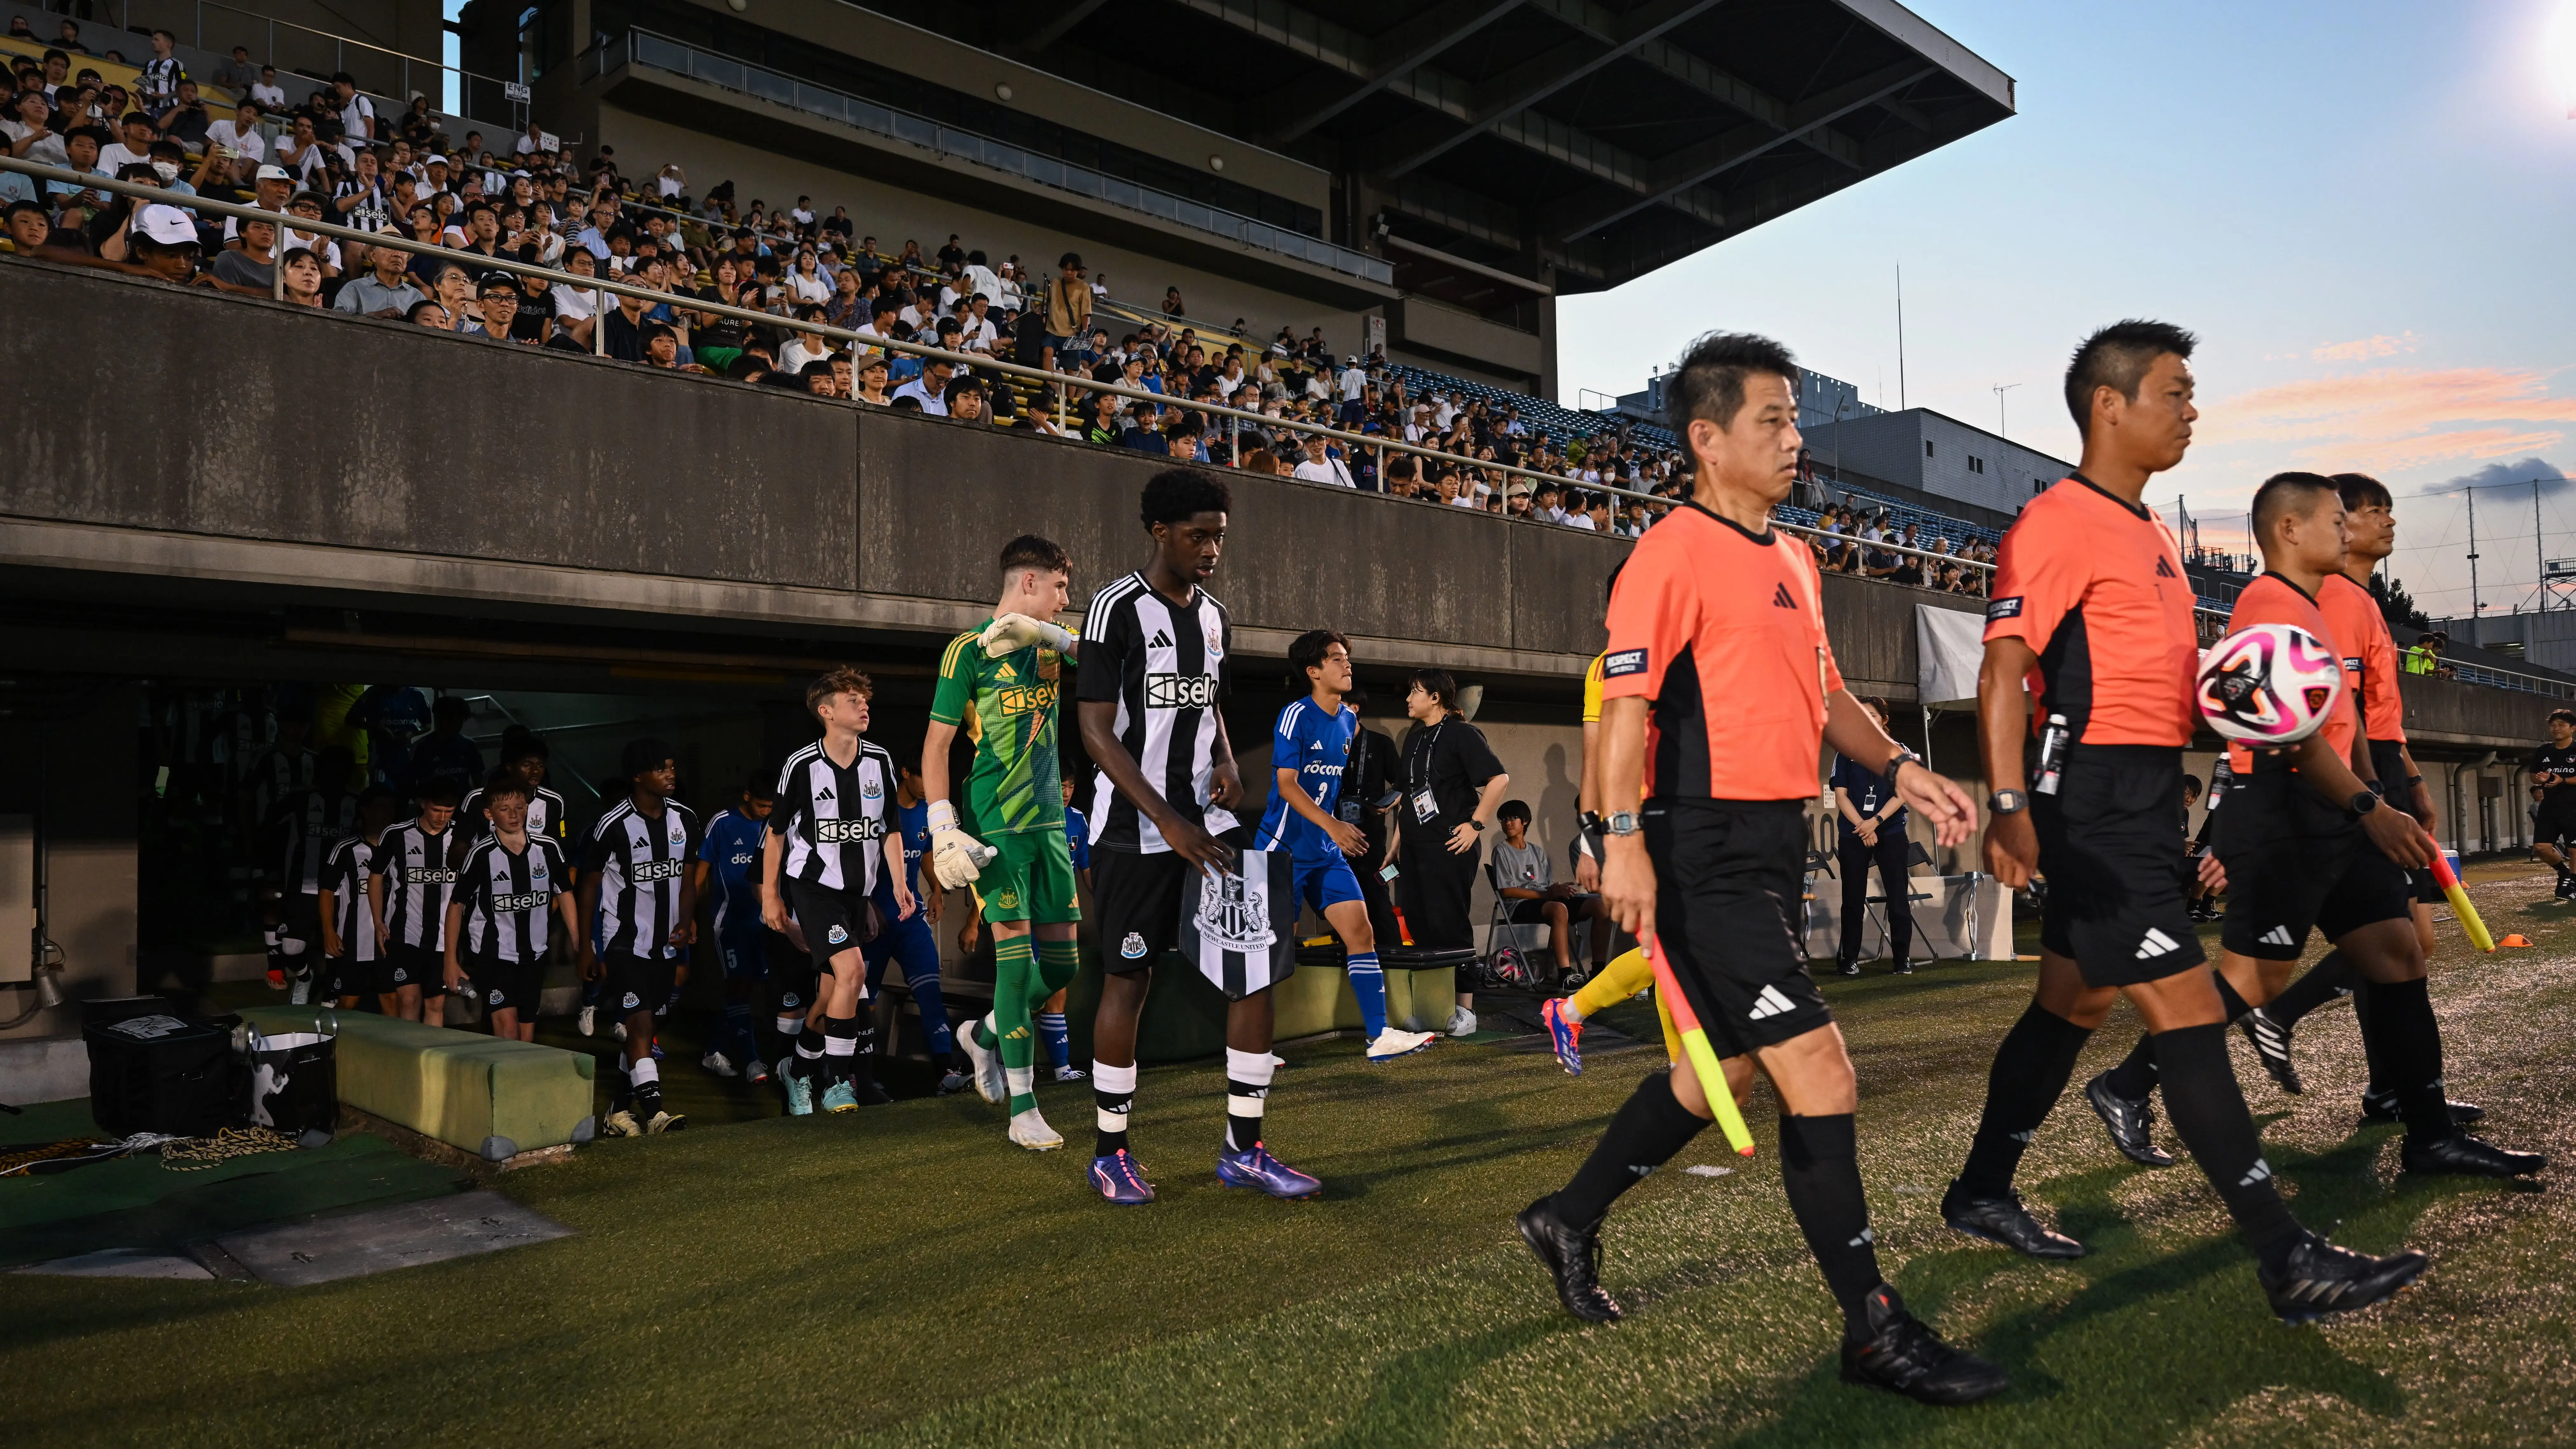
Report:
1387,668,1508,1036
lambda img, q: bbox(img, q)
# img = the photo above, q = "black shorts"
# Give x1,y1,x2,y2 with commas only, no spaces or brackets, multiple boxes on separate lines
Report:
276,892,324,950
1644,799,1831,1058
2537,793,2576,848
2031,745,2206,988
473,953,547,1017
335,951,388,997
601,950,678,1019
1092,846,1191,976
2218,769,2413,960
385,942,446,995
785,878,878,971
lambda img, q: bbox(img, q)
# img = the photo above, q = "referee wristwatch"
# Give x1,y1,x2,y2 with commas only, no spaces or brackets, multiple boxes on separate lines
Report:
1883,745,1923,783
2348,789,2381,818
1604,811,1643,837
1987,789,2028,816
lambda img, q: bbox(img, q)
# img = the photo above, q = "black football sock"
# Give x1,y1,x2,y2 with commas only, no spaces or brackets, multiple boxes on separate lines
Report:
630,1056,664,1119
1777,1113,1884,1344
2264,951,2353,1029
1092,1060,1137,1156
2351,978,2388,1099
2211,973,2254,1023
1956,1002,2092,1198
823,1015,860,1088
2150,1025,2303,1264
2364,976,2454,1146
852,1020,878,1092
1548,1070,1708,1225
2100,1031,2160,1100
795,1025,827,1081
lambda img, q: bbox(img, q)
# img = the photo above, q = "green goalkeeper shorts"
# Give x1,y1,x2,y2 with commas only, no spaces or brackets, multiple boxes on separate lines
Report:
976,828,1081,926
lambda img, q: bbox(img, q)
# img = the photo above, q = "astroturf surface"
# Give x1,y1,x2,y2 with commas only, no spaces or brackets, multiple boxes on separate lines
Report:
8,870,2575,1447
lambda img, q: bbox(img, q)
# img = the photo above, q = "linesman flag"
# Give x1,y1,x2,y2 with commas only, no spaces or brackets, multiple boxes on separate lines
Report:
1179,849,1298,1000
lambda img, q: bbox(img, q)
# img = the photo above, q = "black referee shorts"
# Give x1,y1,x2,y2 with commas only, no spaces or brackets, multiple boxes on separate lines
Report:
2537,794,2576,849
2218,770,2411,960
1644,799,1830,1059
2032,745,2206,988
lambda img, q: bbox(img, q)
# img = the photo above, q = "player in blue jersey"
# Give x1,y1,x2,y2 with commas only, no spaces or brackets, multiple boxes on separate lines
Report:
1257,630,1437,1063
867,756,970,1096
1035,775,1092,1082
694,769,776,1083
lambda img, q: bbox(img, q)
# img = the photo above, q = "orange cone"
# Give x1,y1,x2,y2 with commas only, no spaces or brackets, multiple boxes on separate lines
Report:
2498,934,2535,948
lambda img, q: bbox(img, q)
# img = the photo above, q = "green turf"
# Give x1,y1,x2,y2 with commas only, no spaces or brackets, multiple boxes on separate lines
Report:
8,872,2575,1446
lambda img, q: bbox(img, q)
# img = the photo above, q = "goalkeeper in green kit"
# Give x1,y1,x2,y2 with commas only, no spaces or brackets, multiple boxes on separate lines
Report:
923,534,1088,1151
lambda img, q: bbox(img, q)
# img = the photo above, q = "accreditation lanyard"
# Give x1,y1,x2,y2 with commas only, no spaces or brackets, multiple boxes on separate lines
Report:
1409,719,1447,824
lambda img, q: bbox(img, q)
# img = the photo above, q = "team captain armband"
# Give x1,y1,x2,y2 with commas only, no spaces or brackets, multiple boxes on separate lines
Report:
1986,596,2023,620
1603,648,1648,678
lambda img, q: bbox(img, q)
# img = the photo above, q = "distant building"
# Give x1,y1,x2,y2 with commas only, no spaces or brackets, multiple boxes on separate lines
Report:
1802,408,2074,523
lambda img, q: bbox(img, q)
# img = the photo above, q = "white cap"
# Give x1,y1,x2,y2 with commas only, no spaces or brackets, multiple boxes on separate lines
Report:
135,203,197,246
254,163,290,182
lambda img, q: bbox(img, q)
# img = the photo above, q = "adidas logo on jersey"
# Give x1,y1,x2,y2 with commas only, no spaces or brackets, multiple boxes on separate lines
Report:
1148,629,1175,648
1772,583,1797,609
1747,984,1798,1020
2155,556,2180,578
2259,925,2298,948
2134,928,2183,960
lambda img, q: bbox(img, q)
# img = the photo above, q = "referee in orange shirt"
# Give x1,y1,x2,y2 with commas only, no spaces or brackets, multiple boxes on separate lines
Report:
1949,322,2430,1323
1516,332,2006,1406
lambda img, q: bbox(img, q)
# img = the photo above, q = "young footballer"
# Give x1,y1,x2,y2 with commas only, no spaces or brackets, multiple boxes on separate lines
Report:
318,786,400,1012
865,756,970,1096
696,769,775,1082
1519,332,2005,1405
762,669,908,1113
1256,629,1437,1062
922,537,1087,1152
370,776,465,1026
580,739,701,1135
459,729,571,850
446,770,579,1042
1945,323,2433,1328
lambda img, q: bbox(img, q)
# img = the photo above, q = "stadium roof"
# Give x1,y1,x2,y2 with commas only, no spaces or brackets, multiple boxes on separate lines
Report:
985,0,2015,294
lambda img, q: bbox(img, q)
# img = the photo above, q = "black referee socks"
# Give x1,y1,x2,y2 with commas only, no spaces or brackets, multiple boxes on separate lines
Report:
2363,976,2453,1145
2151,1025,2301,1257
2101,973,2254,1100
1549,1070,1707,1226
1776,1112,1884,1344
2265,950,2354,1030
1957,1003,2093,1198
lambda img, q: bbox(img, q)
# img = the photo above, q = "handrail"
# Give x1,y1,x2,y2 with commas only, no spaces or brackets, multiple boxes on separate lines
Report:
186,0,579,141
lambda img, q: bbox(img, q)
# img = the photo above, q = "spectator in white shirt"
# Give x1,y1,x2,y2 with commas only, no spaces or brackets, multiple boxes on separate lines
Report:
329,72,373,143
1291,434,1355,487
97,112,157,176
1338,358,1366,401
514,119,548,159
205,99,267,164
250,66,286,110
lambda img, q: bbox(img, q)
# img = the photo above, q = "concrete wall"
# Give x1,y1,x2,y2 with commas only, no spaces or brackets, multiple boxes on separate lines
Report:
1389,298,1543,381
0,685,140,1042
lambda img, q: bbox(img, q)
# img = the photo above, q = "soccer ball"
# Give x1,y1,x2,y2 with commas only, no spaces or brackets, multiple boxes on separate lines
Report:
2195,623,2343,745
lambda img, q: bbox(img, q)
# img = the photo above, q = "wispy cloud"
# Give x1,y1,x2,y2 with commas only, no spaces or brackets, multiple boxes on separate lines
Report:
2423,455,2571,495
2310,331,2418,362
2200,366,2576,471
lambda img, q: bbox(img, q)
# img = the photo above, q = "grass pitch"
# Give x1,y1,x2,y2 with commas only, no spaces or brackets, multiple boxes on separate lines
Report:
8,870,2574,1447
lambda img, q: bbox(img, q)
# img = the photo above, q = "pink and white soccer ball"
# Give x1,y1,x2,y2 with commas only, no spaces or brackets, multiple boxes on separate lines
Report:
2195,623,2344,744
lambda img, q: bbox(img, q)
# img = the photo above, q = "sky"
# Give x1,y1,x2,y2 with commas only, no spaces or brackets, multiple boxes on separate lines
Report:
1557,0,2576,624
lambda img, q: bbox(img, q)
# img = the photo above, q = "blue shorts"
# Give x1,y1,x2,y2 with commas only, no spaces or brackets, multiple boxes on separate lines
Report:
865,905,939,987
1293,854,1365,914
710,896,768,978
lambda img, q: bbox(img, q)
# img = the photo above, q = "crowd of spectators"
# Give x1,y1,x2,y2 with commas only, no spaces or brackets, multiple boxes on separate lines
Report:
1805,501,1994,598
1,17,2017,579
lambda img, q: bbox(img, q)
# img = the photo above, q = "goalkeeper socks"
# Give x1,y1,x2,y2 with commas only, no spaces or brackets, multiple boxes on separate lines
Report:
1569,949,1652,1021
2265,951,2352,1029
1035,937,1083,995
1093,1060,1137,1156
1549,1071,1707,1225
1224,1047,1274,1153
2366,976,2455,1146
994,936,1040,1113
1038,1012,1070,1072
1957,1002,2092,1198
1346,949,1388,1040
2151,1025,2302,1253
823,1016,859,1087
1775,1113,1882,1344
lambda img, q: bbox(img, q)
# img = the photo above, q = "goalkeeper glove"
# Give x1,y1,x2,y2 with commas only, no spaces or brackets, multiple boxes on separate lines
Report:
979,613,1076,657
927,799,996,889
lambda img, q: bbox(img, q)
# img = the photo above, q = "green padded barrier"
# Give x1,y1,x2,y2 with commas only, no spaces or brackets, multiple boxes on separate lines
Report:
1380,968,1457,1035
239,1007,596,1160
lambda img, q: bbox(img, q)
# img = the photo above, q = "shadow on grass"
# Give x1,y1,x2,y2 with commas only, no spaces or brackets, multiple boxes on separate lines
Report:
1312,1317,1562,1449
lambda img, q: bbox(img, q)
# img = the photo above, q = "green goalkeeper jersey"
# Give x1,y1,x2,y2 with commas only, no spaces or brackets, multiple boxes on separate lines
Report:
931,622,1069,836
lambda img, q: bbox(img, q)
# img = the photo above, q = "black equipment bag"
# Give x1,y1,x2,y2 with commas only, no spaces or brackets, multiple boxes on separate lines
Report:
84,1013,241,1137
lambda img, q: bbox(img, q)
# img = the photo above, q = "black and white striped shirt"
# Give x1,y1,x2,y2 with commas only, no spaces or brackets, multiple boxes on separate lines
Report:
457,834,569,964
269,788,358,896
371,819,462,950
774,738,898,894
246,744,317,825
585,799,700,958
1077,570,1241,853
321,835,379,964
458,785,571,852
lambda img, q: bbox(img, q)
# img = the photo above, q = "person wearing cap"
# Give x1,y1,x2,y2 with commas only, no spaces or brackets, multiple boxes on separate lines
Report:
334,237,426,318
457,272,520,340
217,163,294,246
850,354,892,405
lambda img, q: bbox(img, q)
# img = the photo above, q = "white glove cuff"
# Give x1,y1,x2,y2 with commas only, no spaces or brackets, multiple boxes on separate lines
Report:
1033,619,1077,652
928,799,960,832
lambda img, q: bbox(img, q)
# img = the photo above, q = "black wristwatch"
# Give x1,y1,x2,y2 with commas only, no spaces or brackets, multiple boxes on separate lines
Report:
2348,789,2380,818
1884,745,1922,782
1469,819,1486,831
1988,789,2027,816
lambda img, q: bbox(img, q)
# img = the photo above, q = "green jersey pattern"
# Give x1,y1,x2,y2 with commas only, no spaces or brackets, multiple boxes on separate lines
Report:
931,622,1069,837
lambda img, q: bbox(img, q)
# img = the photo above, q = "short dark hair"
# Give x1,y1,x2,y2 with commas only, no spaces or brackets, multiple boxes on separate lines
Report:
743,766,775,799
417,777,466,808
1287,628,1348,688
804,666,873,720
477,768,532,805
1409,667,1460,714
1140,469,1230,528
2251,471,2339,544
2063,319,2197,432
500,730,549,765
2331,471,2392,512
1498,798,1531,825
2551,708,2576,727
1665,331,1798,458
999,533,1070,580
620,737,677,779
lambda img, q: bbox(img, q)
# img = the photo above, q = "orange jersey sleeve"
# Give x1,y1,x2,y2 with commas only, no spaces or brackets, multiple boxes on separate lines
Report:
1984,478,2199,747
2225,573,2359,776
1602,506,1840,801
2320,573,2404,744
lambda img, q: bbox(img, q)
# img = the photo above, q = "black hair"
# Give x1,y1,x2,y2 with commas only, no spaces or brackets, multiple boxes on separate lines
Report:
620,737,677,779
1140,468,1230,529
744,766,775,799
355,784,398,811
2183,774,2204,799
2063,319,2197,432
477,767,532,803
417,776,465,808
1665,332,1798,461
2551,709,2576,727
1409,668,1460,714
1498,799,1531,825
999,534,1070,579
499,729,548,765
2250,471,2338,544
432,696,470,724
2330,471,2392,512
1286,628,1349,690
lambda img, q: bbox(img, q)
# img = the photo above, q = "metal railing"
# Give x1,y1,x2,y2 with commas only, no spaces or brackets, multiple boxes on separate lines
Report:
181,0,575,141
589,29,1393,287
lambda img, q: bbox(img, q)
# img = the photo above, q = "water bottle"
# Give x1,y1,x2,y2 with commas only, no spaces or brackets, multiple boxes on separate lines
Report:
2033,713,2071,796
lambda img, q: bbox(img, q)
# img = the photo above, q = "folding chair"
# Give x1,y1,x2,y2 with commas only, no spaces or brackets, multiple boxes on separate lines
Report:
1482,860,1580,992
